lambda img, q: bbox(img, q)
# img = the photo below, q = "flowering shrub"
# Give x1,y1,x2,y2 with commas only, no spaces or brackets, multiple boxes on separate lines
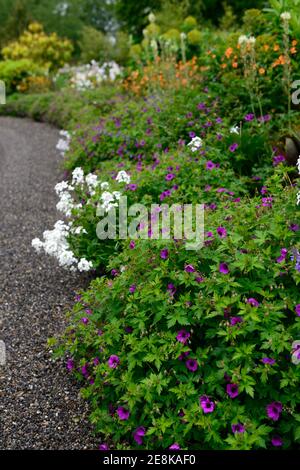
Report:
56,170,300,450
0,59,47,94
2,22,73,71
57,61,122,91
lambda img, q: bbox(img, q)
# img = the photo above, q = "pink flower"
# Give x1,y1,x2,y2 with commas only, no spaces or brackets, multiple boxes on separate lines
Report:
133,426,146,445
176,329,190,344
108,355,120,369
219,263,229,274
217,226,227,238
169,443,180,450
117,406,130,420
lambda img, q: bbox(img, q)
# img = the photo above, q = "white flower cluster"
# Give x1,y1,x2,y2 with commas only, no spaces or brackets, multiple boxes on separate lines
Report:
32,221,92,272
32,167,129,271
116,170,131,184
280,12,291,21
69,61,122,91
187,136,203,152
238,35,256,46
230,125,240,135
56,130,71,157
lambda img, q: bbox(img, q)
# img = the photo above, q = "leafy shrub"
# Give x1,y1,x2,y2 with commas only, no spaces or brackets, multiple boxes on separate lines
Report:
56,170,300,450
0,58,46,94
2,22,73,71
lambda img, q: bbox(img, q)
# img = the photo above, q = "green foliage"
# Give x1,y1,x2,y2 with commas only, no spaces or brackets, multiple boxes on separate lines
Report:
79,26,112,64
0,59,46,94
58,170,300,449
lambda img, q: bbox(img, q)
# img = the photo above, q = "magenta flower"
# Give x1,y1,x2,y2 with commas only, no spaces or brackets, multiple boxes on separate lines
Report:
117,406,130,420
99,443,109,450
295,305,300,316
273,155,285,166
206,160,216,170
176,329,190,344
266,401,282,421
247,298,260,307
262,357,276,365
133,426,146,445
185,359,198,372
229,143,238,152
108,355,120,369
66,358,75,371
289,223,300,232
81,317,89,325
200,396,215,414
226,383,239,399
169,443,180,450
128,184,137,191
185,264,196,273
262,197,273,208
232,423,245,433
167,283,176,296
245,113,255,122
160,249,169,260
276,248,288,263
271,436,283,447
129,284,136,293
129,240,135,249
230,316,243,326
166,173,175,181
217,226,227,238
219,263,229,274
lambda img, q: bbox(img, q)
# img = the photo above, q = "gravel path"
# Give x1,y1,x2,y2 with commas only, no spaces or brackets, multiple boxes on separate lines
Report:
0,117,97,449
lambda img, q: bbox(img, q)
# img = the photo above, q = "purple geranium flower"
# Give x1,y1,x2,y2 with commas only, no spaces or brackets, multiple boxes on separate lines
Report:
108,355,120,369
262,357,276,365
117,406,130,420
185,359,198,372
200,396,215,413
229,143,238,152
128,184,137,191
169,443,181,450
81,317,89,325
160,249,169,260
217,226,227,238
219,263,229,274
227,383,239,399
206,160,216,170
276,248,288,263
295,304,300,316
129,240,135,249
273,155,285,166
247,298,260,307
66,358,75,371
176,329,190,344
185,264,196,273
289,223,300,232
232,423,245,433
133,426,146,445
129,284,136,293
266,401,282,421
271,436,283,447
245,113,255,122
230,316,243,326
166,173,175,181
99,443,109,450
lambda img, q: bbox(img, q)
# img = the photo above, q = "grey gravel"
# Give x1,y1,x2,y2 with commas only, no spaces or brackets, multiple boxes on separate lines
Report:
0,117,97,449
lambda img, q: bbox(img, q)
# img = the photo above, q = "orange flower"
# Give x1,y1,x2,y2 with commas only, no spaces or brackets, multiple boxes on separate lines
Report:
225,47,233,59
273,44,280,52
212,54,216,59
292,40,297,46
259,67,265,75
263,44,270,51
290,47,297,54
232,61,238,68
221,63,227,69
